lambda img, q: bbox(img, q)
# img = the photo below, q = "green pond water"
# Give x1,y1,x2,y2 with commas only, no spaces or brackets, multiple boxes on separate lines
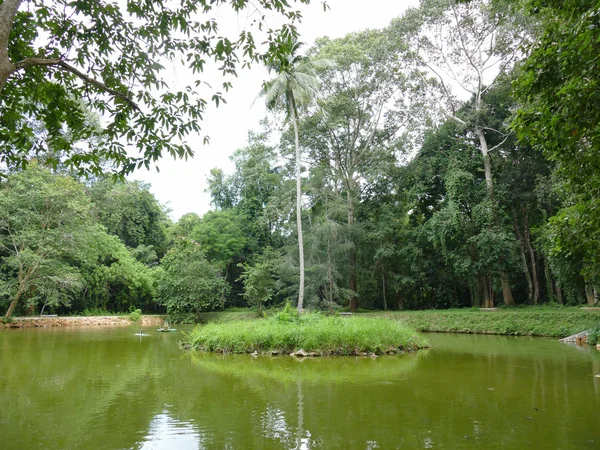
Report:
1,326,599,449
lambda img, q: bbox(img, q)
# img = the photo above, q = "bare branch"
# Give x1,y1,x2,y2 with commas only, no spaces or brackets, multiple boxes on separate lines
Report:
441,108,467,127
488,132,513,153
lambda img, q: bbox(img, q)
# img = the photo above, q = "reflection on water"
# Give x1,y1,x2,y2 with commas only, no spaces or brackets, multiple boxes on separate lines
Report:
1,327,599,449
139,412,203,450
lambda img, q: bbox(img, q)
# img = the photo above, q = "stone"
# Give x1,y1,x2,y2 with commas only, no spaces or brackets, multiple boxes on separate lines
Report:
386,346,397,354
295,349,308,357
290,352,296,357
309,352,319,357
251,351,258,356
271,350,280,356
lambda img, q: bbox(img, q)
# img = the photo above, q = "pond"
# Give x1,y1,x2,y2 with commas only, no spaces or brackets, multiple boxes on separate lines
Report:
1,326,599,449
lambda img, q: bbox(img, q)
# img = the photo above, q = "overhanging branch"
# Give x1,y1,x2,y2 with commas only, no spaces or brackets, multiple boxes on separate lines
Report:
14,57,140,111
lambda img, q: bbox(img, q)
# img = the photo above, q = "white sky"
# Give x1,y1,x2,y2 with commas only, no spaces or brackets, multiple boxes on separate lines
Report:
130,0,419,221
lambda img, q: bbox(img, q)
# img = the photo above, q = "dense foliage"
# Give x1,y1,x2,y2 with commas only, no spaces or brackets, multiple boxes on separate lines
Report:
0,0,326,176
2,0,600,319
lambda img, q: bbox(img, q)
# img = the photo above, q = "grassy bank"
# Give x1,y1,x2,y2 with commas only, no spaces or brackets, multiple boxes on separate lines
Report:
185,310,427,355
375,307,600,337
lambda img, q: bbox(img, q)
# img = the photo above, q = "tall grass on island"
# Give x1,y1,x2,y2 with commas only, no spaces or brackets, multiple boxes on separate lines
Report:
184,306,427,356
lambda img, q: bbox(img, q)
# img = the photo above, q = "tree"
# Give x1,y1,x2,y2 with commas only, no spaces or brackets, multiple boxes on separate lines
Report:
78,232,156,313
0,166,94,318
189,209,251,309
514,0,600,294
0,0,325,176
238,248,280,313
89,179,169,262
260,38,330,312
391,0,528,305
301,30,420,311
156,238,228,317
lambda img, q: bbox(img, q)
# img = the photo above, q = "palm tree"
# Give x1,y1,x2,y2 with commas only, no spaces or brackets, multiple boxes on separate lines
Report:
260,39,331,313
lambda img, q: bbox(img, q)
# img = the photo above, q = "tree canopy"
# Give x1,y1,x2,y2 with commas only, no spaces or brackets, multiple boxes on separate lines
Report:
0,0,326,176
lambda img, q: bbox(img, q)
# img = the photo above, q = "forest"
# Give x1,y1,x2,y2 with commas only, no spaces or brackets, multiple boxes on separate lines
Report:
1,0,599,320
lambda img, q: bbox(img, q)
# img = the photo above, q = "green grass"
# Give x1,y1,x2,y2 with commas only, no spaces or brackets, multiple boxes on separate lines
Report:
374,307,600,337
198,310,259,323
185,310,427,355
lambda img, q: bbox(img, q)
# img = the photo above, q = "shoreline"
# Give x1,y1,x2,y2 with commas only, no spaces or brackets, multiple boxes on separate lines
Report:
2,315,164,329
374,308,600,338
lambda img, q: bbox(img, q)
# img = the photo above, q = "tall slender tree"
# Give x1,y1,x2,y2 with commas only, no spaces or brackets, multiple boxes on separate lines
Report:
260,38,331,312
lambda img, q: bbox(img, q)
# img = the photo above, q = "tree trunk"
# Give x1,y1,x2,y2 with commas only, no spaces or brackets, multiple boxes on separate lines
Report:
500,273,514,306
4,288,23,319
0,0,21,91
519,245,534,303
396,291,404,311
476,127,494,199
470,278,480,307
291,108,305,313
327,238,333,304
347,191,358,312
476,127,514,306
382,270,387,311
522,212,540,304
554,283,564,305
585,282,595,306
543,258,556,303
479,275,494,308
512,208,533,303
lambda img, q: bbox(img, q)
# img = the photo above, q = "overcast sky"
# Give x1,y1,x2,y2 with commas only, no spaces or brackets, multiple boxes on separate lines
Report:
130,0,419,221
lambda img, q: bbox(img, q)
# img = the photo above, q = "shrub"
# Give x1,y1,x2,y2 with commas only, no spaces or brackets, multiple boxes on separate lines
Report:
129,308,142,323
588,328,600,345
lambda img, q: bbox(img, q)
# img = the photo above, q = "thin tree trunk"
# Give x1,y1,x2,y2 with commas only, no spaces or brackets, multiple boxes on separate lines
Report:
4,288,24,319
522,211,540,304
500,274,514,306
476,127,494,199
347,191,358,312
476,127,514,306
585,281,595,306
479,274,494,308
291,108,305,313
543,258,556,303
396,291,404,311
512,208,533,303
519,246,533,303
327,237,333,304
470,278,480,307
554,282,564,305
382,270,387,311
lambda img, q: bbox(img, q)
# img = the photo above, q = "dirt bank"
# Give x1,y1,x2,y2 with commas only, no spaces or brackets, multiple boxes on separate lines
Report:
3,315,164,329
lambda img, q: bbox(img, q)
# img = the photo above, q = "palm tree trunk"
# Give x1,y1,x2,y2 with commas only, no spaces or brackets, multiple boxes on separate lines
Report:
291,108,305,313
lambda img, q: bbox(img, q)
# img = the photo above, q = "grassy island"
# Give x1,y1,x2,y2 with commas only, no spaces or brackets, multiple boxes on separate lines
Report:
184,308,427,356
